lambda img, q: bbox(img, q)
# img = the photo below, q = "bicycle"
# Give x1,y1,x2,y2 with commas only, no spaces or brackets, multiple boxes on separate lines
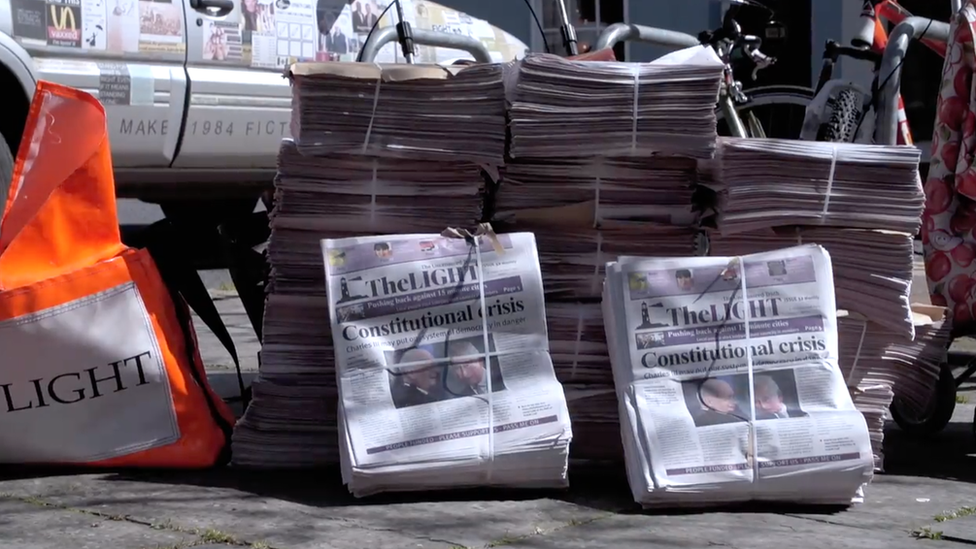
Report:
595,0,813,139
703,0,816,139
801,0,955,145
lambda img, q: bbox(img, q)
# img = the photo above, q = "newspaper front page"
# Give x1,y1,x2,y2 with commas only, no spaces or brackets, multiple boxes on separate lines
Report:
603,245,874,505
322,231,572,474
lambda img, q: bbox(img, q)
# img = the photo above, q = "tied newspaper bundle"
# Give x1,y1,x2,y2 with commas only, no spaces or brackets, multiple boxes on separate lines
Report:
290,62,507,164
322,228,573,496
233,61,504,469
838,306,950,467
707,138,930,467
494,45,725,462
496,157,701,299
507,46,724,159
714,138,924,234
602,246,875,506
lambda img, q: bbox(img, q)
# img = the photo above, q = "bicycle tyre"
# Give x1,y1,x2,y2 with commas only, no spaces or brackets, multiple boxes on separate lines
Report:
716,85,816,139
890,361,957,437
818,89,862,143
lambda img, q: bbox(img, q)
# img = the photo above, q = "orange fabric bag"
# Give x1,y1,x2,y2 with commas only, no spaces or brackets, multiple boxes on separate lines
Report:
0,82,236,467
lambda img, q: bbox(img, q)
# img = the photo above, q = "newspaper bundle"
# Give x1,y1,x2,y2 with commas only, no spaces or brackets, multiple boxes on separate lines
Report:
322,229,573,496
603,245,874,506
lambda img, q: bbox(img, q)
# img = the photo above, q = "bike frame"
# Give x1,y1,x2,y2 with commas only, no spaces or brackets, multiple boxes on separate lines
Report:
869,0,948,145
803,0,950,145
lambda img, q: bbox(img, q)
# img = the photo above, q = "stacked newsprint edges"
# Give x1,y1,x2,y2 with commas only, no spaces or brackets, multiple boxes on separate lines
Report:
507,46,724,159
715,138,924,235
496,156,698,227
603,245,874,506
231,139,487,468
273,141,489,234
322,230,572,496
887,306,951,413
547,301,622,461
708,227,916,340
289,62,507,164
839,306,950,468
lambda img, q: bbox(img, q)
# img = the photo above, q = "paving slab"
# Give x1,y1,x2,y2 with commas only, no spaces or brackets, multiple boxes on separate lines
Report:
0,472,608,549
0,498,194,549
922,510,976,544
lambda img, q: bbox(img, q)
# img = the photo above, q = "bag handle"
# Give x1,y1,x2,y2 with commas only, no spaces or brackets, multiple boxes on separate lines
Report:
0,82,123,289
143,219,250,409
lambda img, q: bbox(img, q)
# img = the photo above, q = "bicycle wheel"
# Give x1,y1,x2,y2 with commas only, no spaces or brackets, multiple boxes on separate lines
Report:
818,89,862,143
890,360,957,437
716,85,816,139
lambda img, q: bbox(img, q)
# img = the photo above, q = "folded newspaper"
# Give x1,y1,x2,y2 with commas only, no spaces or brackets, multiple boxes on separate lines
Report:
322,227,573,496
603,245,874,506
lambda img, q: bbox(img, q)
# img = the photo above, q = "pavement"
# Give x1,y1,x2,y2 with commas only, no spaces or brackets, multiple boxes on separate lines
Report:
6,258,976,548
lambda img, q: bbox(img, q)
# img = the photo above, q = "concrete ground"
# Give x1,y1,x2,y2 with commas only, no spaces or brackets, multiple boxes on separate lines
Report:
5,263,976,548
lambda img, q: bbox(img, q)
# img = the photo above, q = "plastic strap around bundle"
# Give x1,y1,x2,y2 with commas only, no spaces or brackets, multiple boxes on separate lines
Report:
820,145,839,222
369,159,378,227
441,222,504,482
592,159,603,228
846,317,869,387
630,66,640,152
362,65,383,153
570,308,585,381
729,257,760,481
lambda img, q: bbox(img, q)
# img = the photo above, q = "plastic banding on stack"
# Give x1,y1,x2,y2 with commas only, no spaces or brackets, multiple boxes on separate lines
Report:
322,229,572,496
602,245,875,507
496,46,724,462
707,137,931,467
231,62,507,468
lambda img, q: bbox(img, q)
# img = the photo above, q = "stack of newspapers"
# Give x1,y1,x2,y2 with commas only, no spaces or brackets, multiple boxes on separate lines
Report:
839,306,950,467
233,61,505,468
507,46,724,159
322,231,573,496
603,246,875,506
290,62,507,164
708,138,929,469
493,45,726,462
709,227,916,339
715,138,924,235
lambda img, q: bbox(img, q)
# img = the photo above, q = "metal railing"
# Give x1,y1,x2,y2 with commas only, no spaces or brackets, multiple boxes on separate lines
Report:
359,27,493,64
594,23,701,53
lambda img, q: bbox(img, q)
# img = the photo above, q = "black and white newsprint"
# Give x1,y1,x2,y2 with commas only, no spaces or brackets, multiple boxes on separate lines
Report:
322,230,573,497
603,245,874,507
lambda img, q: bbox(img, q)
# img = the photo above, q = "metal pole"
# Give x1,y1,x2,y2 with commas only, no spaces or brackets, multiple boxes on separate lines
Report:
951,0,963,15
393,0,415,63
554,0,579,56
594,23,701,53
360,26,493,64
876,17,951,145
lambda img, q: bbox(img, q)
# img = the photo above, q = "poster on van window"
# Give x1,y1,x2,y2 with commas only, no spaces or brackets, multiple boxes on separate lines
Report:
106,0,140,52
46,0,83,48
314,3,353,62
137,0,185,53
202,19,244,61
10,0,48,44
250,0,317,68
81,0,108,49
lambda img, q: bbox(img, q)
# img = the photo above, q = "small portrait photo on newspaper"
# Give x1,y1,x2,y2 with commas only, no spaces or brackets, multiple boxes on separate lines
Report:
766,259,788,278
681,369,806,427
385,334,508,409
